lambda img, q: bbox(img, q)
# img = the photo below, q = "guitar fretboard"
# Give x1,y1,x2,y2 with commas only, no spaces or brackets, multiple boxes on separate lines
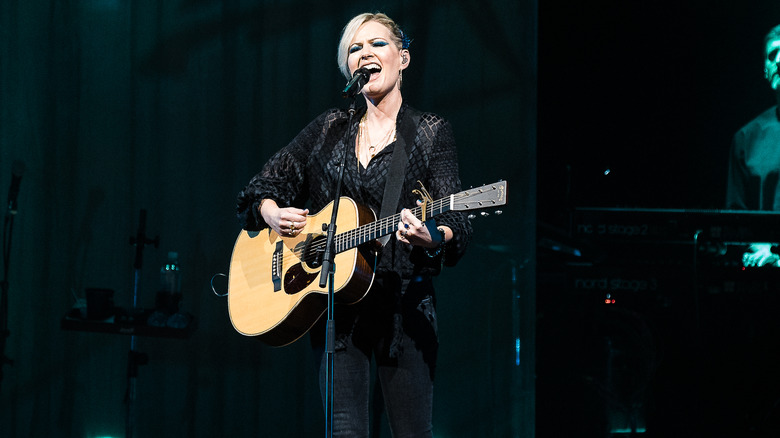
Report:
335,196,452,253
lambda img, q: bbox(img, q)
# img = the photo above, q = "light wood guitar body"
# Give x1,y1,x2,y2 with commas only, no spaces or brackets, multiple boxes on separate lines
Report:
228,181,507,346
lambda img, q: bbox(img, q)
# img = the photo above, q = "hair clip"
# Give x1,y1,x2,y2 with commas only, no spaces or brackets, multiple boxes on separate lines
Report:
399,29,412,49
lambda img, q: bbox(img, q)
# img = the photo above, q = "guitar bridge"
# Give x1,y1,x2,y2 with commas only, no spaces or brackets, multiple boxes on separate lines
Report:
271,240,283,292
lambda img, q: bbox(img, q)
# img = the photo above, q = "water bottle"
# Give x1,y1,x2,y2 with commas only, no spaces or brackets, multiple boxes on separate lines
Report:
158,251,181,313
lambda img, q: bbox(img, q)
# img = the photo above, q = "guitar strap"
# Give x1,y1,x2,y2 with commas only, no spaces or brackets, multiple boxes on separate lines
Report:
377,106,420,246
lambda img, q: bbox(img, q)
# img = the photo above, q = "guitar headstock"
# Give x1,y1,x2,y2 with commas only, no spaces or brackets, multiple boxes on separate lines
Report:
452,181,507,213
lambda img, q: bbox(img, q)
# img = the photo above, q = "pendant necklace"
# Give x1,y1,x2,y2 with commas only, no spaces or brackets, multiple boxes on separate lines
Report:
359,113,396,163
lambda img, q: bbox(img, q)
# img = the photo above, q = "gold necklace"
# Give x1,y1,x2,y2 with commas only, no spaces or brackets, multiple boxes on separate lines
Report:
359,113,396,162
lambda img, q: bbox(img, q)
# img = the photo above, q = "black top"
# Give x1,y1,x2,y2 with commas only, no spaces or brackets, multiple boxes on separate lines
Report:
727,105,780,210
237,104,472,278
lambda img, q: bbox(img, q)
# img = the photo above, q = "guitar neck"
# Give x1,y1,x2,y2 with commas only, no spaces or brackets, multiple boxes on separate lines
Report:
334,196,452,253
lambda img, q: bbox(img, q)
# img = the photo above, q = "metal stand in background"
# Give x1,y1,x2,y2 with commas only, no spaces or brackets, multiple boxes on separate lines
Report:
126,209,158,438
0,160,25,395
0,210,17,394
511,257,535,438
481,242,534,438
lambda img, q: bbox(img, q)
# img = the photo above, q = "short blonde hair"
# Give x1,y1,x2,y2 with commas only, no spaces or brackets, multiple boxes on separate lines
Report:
337,13,406,79
766,24,780,50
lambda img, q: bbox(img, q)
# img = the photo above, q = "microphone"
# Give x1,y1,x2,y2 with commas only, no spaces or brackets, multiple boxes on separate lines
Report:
342,67,371,98
7,160,25,215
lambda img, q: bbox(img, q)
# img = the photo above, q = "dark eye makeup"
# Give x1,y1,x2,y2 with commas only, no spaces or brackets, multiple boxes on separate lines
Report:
349,39,389,54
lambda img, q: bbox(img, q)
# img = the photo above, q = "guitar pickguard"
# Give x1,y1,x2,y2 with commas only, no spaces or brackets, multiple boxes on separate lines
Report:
283,234,324,294
283,263,319,295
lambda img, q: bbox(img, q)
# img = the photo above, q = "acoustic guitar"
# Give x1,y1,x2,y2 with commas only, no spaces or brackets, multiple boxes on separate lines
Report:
228,181,507,346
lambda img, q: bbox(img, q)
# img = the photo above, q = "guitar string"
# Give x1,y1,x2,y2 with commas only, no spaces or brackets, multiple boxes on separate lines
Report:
278,195,454,266
276,191,490,267
276,203,420,266
279,209,408,266
299,198,444,262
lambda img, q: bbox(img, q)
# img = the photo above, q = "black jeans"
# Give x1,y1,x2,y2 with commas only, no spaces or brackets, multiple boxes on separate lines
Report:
314,276,438,438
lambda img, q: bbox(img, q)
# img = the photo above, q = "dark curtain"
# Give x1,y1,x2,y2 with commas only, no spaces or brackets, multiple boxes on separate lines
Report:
0,0,535,436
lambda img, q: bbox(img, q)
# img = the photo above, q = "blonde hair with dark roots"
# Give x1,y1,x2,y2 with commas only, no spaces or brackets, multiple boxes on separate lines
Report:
337,13,406,79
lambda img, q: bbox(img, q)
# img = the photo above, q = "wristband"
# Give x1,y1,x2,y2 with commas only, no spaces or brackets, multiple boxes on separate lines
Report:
424,227,446,258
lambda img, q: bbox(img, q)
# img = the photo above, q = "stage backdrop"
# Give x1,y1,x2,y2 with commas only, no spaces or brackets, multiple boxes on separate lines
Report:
0,1,535,437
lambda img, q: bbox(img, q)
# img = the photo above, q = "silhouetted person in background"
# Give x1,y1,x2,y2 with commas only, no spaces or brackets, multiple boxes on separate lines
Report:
727,24,780,266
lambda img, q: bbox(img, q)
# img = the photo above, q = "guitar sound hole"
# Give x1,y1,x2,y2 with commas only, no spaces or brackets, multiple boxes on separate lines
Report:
302,235,325,270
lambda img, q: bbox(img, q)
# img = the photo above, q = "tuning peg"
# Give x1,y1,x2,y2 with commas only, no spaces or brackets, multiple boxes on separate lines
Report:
468,214,476,219
495,210,503,215
481,211,490,217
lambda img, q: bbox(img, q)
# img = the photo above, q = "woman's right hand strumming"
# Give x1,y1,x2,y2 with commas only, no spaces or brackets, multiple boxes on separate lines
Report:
259,199,309,238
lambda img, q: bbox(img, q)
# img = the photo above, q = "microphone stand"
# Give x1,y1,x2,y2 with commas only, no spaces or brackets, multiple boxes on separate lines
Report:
0,210,18,394
320,96,359,438
126,209,158,438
